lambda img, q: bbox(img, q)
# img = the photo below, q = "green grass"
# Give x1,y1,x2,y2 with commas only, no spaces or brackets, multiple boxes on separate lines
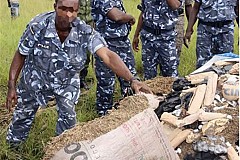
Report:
0,0,239,159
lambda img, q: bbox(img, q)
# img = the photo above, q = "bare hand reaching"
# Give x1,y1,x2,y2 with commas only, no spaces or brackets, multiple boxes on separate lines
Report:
131,80,153,94
128,15,136,26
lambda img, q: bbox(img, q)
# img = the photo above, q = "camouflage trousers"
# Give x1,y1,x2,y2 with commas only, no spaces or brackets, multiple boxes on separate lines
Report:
176,15,184,56
94,39,136,115
196,22,234,68
140,29,179,80
6,81,79,144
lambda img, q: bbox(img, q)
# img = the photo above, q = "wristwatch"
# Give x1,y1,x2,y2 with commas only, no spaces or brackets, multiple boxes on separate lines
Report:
129,76,141,85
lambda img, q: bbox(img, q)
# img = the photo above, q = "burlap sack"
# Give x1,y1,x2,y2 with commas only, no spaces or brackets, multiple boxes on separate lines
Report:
51,109,179,160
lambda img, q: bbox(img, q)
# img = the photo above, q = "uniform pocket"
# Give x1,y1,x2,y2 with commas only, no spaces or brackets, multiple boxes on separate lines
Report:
68,44,87,72
33,41,52,71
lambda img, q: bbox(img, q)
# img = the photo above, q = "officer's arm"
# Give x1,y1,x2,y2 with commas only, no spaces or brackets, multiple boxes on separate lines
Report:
185,3,192,21
6,50,26,111
134,12,143,38
186,2,200,33
95,47,152,94
166,0,181,10
132,12,143,52
184,2,200,48
107,8,135,25
8,50,26,89
95,47,134,82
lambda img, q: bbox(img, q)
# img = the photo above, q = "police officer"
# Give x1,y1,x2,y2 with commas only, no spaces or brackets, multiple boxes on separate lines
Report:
176,0,192,56
184,0,238,68
78,0,93,90
8,0,20,18
133,0,182,80
5,0,151,146
91,0,138,116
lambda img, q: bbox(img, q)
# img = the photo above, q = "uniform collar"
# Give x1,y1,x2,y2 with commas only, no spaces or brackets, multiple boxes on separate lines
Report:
44,12,57,38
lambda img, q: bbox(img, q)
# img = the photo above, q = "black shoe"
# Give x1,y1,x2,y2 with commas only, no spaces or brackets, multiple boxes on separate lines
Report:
97,110,109,117
80,81,90,90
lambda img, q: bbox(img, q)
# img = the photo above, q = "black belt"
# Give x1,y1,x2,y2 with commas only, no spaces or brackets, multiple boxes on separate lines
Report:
199,19,233,28
142,24,162,35
142,23,173,35
105,36,128,41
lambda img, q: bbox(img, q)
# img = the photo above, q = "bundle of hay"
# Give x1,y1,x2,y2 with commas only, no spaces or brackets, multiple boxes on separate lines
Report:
144,76,175,95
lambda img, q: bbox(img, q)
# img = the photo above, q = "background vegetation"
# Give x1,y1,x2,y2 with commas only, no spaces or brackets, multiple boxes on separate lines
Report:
0,0,239,159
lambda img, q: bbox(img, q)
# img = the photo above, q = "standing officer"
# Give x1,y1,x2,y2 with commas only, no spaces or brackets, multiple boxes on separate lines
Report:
91,0,138,116
78,0,93,90
176,0,192,56
7,0,20,18
133,0,182,80
6,0,152,146
184,0,238,68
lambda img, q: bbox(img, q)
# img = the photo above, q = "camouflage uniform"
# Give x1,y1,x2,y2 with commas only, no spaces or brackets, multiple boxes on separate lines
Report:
78,0,93,86
6,11,107,144
196,0,236,68
176,0,192,56
140,0,181,80
91,0,137,115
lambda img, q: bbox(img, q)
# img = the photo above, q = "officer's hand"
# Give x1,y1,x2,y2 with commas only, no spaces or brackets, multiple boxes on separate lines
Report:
132,35,140,52
184,29,193,48
129,15,135,26
6,82,17,112
131,80,153,94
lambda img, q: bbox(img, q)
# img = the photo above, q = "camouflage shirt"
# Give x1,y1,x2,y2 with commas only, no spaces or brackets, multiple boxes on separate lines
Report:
196,0,237,22
91,0,131,39
18,11,106,101
142,0,182,30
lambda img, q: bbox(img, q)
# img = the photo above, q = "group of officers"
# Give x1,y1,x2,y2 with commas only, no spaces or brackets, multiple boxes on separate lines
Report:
80,0,238,115
5,0,239,147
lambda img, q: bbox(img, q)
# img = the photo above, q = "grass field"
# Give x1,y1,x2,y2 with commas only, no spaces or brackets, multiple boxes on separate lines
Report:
0,0,239,159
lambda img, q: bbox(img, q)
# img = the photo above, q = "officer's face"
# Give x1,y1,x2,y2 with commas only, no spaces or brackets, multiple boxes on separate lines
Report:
55,0,79,30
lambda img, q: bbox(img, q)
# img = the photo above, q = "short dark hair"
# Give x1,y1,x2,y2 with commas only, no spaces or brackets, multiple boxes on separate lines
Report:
55,0,79,5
